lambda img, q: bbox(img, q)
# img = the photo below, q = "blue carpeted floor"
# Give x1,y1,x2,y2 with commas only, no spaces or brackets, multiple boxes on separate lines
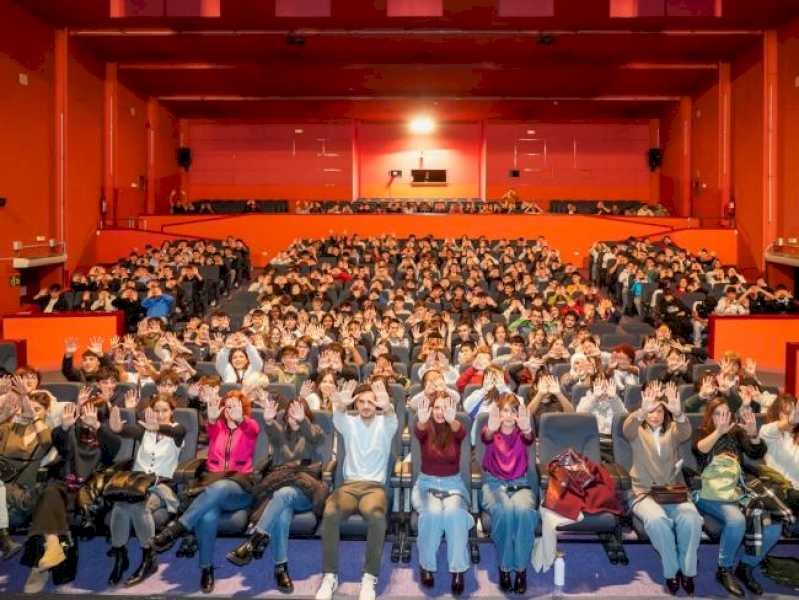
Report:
2,537,799,598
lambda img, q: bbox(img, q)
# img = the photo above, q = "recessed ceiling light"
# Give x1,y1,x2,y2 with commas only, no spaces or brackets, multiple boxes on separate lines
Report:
294,128,304,134
527,129,536,134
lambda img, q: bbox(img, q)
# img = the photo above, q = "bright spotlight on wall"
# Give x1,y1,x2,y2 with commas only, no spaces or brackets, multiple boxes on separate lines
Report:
409,116,435,134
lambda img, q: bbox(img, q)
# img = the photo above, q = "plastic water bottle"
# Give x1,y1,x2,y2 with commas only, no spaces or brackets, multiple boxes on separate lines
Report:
553,551,565,598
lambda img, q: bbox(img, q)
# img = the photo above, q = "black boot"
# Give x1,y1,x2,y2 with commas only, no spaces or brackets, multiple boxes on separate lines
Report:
201,566,215,594
151,520,187,553
274,562,294,594
451,572,465,596
0,528,22,561
125,547,157,587
420,568,434,588
735,563,763,596
513,570,527,595
108,546,130,585
664,576,679,596
226,531,269,566
499,569,513,593
716,567,744,598
678,571,695,596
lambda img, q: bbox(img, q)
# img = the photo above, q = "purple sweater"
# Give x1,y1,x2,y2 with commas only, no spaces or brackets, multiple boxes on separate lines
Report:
481,426,535,481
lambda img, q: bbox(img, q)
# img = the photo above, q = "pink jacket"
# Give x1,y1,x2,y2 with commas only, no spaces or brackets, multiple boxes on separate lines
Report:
206,417,260,473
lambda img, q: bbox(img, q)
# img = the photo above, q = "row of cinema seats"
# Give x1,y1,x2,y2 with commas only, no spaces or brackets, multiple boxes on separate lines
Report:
549,200,646,214
35,377,797,568
175,200,289,214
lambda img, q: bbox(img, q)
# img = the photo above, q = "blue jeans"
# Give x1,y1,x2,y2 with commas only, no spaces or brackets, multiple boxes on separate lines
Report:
632,497,703,578
694,497,782,568
253,486,313,565
179,479,253,568
412,474,474,574
481,474,539,572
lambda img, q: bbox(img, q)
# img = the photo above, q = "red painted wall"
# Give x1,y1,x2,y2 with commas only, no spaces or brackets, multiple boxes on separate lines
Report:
358,122,481,199
485,122,651,204
659,103,687,216
154,102,181,213
691,80,723,221
731,45,765,272
187,121,352,201
66,40,104,271
0,0,54,317
779,17,799,239
115,82,148,221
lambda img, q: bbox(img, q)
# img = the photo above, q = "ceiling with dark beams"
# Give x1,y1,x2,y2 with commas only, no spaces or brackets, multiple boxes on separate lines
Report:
16,0,799,121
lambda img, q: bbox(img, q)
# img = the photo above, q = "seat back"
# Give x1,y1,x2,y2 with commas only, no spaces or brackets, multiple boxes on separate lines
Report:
174,408,199,463
41,382,82,403
116,409,138,463
611,414,633,471
538,413,601,465
473,413,539,492
408,411,471,492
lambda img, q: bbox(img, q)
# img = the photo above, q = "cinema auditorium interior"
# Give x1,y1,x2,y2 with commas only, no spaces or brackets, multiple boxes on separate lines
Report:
4,1,799,598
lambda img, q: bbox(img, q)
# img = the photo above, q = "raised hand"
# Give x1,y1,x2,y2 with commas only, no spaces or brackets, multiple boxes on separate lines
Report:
88,337,104,354
206,393,222,421
417,396,431,424
665,383,682,417
124,389,139,409
288,400,306,423
371,379,391,410
81,403,100,430
487,403,501,433
516,403,532,434
712,409,733,435
299,379,314,400
65,337,79,355
740,408,758,438
109,405,124,433
743,358,758,378
62,402,78,430
443,396,458,424
78,386,92,407
139,407,159,431
110,336,121,348
226,397,243,423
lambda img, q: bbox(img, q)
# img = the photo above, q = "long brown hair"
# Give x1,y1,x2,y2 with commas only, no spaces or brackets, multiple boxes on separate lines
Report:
765,393,796,424
429,391,455,451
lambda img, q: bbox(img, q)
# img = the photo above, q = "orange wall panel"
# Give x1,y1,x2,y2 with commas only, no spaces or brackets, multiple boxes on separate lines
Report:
778,17,799,240
2,313,123,371
66,41,104,272
731,46,765,272
187,122,352,201
121,214,698,269
0,0,54,317
660,103,687,216
485,122,651,203
115,81,148,220
153,103,181,213
691,80,723,220
709,315,799,372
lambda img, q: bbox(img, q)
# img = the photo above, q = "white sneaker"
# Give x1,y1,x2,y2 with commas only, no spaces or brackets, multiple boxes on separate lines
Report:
315,573,339,600
358,573,378,600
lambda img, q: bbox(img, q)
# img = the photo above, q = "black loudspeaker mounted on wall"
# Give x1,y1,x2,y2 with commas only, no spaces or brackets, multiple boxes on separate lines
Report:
177,147,192,171
509,169,521,178
647,148,663,172
0,197,6,208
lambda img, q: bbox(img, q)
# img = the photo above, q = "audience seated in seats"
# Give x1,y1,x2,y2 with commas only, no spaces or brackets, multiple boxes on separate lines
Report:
693,397,782,597
151,390,259,594
624,381,703,596
4,231,796,597
413,392,473,595
758,394,799,516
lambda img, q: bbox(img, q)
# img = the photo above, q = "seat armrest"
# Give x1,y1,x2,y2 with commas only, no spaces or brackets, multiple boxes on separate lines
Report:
253,456,272,476
604,462,631,491
322,458,337,486
391,459,412,488
174,457,206,483
401,425,411,451
470,459,483,489
536,463,550,491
